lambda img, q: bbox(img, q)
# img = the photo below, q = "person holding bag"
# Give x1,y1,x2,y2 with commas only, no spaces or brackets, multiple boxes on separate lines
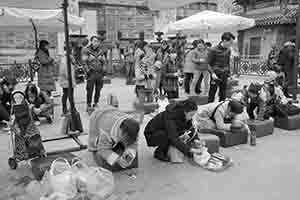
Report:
144,99,201,162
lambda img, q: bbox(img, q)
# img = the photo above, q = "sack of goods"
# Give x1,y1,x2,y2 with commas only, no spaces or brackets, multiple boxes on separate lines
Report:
26,157,115,200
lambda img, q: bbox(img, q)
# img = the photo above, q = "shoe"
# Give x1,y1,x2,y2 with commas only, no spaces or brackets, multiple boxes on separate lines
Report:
93,103,99,108
46,116,53,124
154,148,170,162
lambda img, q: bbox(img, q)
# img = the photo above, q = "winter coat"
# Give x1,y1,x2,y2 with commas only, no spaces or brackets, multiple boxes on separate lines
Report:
81,44,106,74
144,102,193,157
134,48,146,86
277,44,295,74
35,49,56,92
59,54,76,88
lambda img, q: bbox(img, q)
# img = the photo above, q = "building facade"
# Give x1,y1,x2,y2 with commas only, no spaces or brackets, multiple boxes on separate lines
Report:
236,0,298,59
79,0,154,41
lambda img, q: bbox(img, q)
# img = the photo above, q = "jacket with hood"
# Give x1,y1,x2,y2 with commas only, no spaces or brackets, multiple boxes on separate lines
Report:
144,102,192,157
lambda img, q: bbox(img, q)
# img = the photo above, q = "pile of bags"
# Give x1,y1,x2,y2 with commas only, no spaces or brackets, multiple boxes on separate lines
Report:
26,158,115,200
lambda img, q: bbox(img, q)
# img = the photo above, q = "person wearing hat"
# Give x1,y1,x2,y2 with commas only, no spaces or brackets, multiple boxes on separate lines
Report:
277,39,296,98
193,100,247,132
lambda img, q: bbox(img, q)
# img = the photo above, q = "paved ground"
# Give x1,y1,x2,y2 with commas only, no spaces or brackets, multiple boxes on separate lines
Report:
1,75,300,200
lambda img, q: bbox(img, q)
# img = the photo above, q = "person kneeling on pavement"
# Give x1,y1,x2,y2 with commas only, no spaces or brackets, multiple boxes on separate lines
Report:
88,104,139,170
193,100,249,133
24,83,54,125
246,71,300,120
0,77,17,125
144,99,202,162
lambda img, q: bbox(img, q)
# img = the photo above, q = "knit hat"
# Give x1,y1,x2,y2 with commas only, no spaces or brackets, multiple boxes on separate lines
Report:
228,100,244,114
121,118,139,146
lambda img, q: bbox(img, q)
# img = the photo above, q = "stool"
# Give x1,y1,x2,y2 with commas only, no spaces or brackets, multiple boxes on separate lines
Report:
188,95,208,105
275,115,300,130
93,152,138,172
205,129,248,148
122,109,144,124
247,119,274,138
103,77,112,84
198,134,220,154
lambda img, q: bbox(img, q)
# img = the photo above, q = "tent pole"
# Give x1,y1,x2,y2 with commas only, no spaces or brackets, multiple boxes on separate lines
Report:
62,0,83,132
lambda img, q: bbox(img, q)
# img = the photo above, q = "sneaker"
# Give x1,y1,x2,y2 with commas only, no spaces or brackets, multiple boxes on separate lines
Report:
154,148,170,162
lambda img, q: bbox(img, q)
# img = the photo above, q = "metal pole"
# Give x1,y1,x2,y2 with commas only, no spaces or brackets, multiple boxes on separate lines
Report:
293,3,300,100
62,0,83,132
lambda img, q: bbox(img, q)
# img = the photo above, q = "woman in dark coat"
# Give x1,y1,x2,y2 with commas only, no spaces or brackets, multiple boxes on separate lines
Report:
35,40,56,96
144,99,200,162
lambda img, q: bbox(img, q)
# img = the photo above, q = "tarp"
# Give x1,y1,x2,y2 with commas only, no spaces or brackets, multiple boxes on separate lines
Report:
166,10,255,34
0,7,85,32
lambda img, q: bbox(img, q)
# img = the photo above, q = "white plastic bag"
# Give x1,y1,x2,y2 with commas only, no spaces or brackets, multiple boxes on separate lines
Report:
193,150,211,166
49,158,77,199
72,160,115,199
157,97,169,113
167,146,184,163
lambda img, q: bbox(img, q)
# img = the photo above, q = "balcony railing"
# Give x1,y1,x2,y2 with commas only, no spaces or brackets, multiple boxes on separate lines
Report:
231,56,269,76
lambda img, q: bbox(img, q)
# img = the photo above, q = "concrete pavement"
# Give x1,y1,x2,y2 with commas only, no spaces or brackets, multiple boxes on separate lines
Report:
1,76,300,200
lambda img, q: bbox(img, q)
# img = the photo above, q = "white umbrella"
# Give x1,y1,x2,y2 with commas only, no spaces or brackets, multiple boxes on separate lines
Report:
167,10,255,34
0,7,85,32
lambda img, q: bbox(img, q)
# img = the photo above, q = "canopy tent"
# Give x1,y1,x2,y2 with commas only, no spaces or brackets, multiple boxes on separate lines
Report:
0,7,85,32
166,10,255,35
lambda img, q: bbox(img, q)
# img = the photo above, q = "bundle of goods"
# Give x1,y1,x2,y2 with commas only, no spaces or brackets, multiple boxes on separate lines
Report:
26,158,115,200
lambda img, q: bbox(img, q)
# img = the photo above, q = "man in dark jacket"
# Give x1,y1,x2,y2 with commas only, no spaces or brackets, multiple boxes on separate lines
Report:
277,39,295,98
82,36,107,111
144,100,201,162
207,32,235,103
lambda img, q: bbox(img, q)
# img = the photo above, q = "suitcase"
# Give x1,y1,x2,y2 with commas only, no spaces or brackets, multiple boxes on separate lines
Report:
247,119,274,138
188,95,208,105
31,153,78,180
203,129,248,148
275,115,300,130
198,134,220,154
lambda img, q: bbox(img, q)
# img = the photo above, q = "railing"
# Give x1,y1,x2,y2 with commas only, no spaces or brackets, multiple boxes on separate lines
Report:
232,56,269,76
0,60,40,82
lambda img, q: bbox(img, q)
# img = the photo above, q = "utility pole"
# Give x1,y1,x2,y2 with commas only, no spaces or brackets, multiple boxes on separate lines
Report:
293,2,300,100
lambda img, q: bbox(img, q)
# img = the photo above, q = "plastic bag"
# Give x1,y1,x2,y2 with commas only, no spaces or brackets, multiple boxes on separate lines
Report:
49,158,77,199
167,146,184,163
193,150,211,166
72,160,114,199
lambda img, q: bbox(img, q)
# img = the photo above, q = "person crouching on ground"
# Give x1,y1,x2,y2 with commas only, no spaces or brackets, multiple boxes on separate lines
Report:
25,83,54,125
193,100,247,133
88,104,139,170
144,99,201,162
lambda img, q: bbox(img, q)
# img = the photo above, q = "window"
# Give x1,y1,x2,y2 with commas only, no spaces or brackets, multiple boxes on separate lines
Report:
249,37,261,57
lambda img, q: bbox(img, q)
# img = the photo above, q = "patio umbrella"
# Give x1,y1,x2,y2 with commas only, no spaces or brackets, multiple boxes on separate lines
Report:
0,0,84,133
0,7,85,49
166,10,255,34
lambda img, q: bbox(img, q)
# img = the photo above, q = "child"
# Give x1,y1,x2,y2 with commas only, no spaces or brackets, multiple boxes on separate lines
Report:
10,91,45,161
25,83,54,125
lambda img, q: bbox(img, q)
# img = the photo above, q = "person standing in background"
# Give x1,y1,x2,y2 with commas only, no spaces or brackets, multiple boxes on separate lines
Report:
82,36,106,112
184,40,199,94
124,42,135,84
208,32,235,103
35,40,56,97
190,39,210,96
134,40,146,98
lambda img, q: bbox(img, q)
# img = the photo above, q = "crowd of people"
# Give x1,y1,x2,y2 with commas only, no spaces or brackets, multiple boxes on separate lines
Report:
1,31,300,170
